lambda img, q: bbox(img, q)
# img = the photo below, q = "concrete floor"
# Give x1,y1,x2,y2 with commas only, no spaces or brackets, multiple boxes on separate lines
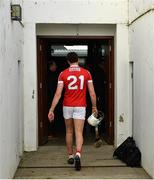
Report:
14,144,151,179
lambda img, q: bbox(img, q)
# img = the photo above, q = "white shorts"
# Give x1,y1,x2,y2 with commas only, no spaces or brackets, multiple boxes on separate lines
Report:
63,106,86,120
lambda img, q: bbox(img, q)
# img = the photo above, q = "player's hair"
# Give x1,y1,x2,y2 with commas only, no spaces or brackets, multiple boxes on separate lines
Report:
67,52,78,63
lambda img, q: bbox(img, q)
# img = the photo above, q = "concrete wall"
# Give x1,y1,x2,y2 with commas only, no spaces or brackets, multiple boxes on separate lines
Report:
23,23,38,151
22,0,131,151
36,24,116,36
129,0,154,22
0,0,24,178
23,0,128,24
115,24,130,146
129,0,154,178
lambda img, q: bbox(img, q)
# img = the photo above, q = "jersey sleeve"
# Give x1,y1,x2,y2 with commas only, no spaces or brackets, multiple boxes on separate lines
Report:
58,72,64,84
87,71,93,83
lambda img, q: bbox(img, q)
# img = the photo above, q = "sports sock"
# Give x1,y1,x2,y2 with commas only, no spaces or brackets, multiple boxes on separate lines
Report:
68,154,74,159
76,151,81,158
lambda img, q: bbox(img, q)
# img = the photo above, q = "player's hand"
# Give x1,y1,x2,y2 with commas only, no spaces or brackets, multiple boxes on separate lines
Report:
48,109,54,122
92,107,98,117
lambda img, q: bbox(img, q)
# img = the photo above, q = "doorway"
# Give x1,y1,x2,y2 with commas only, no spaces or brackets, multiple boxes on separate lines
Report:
37,36,114,145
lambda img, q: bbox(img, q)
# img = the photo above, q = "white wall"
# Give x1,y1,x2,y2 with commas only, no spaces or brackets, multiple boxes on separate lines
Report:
115,24,130,146
129,0,154,22
23,23,38,151
0,0,24,178
22,0,131,151
129,1,154,178
36,24,116,36
23,0,128,24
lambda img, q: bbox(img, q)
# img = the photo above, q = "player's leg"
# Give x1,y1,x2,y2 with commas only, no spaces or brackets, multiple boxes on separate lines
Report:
74,119,85,170
73,107,86,170
63,106,74,164
74,119,85,155
65,119,74,155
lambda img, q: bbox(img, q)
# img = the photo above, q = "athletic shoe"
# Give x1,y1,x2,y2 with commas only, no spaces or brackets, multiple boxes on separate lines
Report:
74,155,81,171
67,157,74,164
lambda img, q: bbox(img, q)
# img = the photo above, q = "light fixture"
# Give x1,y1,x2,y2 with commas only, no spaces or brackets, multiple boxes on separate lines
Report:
64,45,88,51
11,4,22,21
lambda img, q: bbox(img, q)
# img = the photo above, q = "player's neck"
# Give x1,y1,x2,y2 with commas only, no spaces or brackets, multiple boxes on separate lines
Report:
70,63,79,67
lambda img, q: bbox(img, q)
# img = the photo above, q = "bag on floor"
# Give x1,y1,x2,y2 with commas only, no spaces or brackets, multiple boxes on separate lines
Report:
113,137,141,167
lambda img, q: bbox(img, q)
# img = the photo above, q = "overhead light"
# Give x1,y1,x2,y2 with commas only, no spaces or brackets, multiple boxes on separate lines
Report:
64,45,88,51
11,4,22,21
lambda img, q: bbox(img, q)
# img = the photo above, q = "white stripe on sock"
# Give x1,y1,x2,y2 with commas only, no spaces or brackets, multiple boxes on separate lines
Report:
76,152,81,158
69,154,74,159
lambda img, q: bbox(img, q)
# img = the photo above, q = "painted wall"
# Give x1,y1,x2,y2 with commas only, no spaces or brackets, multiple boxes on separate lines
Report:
36,24,116,36
23,23,38,151
0,0,24,178
115,24,130,146
22,0,131,151
129,0,154,22
23,0,128,24
129,1,154,178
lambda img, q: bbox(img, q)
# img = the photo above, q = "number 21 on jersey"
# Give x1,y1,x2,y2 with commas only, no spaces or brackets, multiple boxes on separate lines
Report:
67,75,84,90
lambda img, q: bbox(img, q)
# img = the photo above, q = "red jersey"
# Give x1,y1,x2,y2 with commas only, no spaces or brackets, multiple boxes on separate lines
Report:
58,65,93,107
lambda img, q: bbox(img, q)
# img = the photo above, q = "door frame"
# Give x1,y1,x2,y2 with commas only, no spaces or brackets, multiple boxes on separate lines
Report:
37,36,114,145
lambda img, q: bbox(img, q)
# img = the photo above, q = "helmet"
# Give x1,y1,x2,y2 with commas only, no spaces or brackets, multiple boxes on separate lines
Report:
87,111,104,127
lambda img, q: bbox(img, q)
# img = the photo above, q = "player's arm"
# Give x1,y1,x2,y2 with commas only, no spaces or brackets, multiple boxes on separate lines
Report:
48,82,64,121
87,81,97,114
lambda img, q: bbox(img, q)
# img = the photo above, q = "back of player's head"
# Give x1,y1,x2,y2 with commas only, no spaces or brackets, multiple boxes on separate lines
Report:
48,60,56,67
67,52,78,63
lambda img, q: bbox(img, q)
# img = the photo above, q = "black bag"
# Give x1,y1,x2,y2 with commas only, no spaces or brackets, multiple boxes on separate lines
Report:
113,137,141,167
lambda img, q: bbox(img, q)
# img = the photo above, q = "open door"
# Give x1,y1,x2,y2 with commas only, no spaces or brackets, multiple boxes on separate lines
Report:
37,37,114,145
88,39,114,144
37,38,48,145
104,39,114,144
